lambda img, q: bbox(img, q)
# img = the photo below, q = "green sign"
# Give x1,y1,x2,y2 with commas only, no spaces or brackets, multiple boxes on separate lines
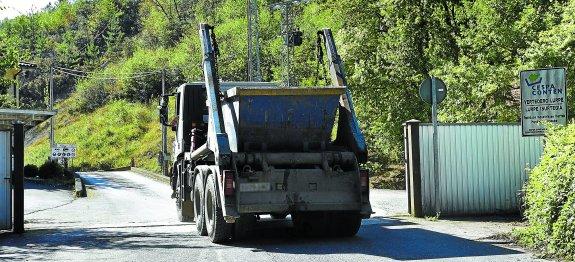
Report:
419,77,447,104
520,68,567,136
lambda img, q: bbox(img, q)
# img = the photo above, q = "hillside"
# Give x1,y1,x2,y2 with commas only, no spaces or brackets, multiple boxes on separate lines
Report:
1,0,575,179
25,99,164,172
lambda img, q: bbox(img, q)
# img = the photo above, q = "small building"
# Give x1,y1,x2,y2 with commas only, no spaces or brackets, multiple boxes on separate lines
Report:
0,108,56,233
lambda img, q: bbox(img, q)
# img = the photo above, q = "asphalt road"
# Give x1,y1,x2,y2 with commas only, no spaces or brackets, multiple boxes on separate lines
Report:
0,171,544,261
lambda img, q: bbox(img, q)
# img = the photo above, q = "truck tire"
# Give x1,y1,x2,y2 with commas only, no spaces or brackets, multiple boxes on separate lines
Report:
204,173,231,243
176,174,194,222
330,212,362,237
193,176,208,236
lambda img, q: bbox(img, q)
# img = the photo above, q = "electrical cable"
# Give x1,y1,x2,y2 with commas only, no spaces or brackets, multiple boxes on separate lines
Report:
54,67,160,80
54,66,162,76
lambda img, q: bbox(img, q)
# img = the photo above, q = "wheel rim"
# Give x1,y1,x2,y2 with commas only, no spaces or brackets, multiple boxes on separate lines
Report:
194,188,201,219
206,188,214,228
176,177,182,209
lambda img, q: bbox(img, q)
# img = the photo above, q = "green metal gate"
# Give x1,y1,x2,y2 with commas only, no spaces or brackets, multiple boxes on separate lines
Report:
404,121,543,217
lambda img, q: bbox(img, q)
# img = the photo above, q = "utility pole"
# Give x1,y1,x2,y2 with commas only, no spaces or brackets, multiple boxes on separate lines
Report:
247,0,262,82
271,0,307,87
49,56,55,149
161,67,168,177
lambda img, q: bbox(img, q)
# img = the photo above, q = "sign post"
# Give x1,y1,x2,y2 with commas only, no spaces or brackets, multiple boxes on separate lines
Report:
419,77,447,216
520,68,567,136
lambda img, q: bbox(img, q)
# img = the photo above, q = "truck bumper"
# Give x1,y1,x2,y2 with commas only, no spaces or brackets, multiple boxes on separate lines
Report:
235,168,371,217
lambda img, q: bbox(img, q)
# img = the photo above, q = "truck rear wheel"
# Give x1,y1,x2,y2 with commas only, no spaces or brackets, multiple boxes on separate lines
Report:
193,176,207,236
204,173,231,243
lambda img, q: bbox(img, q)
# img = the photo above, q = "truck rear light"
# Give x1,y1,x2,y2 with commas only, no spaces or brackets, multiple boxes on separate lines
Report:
223,170,235,196
360,169,369,192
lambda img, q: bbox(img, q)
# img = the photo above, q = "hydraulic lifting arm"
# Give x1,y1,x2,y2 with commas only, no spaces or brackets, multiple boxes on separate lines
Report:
198,23,231,165
319,28,368,163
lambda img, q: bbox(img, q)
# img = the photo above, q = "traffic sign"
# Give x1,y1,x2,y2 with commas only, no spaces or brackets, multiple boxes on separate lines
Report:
520,68,567,136
418,76,448,215
51,144,77,159
419,77,447,104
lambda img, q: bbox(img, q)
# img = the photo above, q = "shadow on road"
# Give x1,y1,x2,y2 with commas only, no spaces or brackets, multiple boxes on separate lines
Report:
0,225,223,260
232,216,523,260
24,180,71,192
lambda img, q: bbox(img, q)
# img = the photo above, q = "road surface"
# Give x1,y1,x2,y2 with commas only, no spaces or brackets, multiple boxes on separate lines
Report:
0,171,543,261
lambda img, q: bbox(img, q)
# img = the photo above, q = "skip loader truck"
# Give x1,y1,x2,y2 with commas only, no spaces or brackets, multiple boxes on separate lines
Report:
159,23,372,243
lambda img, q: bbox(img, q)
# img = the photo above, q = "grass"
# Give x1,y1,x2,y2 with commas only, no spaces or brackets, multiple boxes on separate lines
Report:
370,164,405,190
25,99,168,173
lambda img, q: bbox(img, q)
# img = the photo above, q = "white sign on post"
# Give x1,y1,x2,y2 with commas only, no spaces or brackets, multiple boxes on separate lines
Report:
51,144,77,158
520,68,568,136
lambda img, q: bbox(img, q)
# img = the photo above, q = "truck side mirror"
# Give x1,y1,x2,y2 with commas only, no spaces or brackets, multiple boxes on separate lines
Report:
159,95,170,126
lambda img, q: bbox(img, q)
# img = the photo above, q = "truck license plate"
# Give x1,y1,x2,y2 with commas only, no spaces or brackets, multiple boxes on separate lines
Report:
239,183,271,192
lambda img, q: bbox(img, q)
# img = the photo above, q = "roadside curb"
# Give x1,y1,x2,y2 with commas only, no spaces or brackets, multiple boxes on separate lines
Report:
130,167,170,185
74,173,87,197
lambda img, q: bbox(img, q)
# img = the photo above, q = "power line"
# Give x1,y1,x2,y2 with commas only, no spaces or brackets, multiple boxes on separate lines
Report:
53,67,161,80
54,66,162,76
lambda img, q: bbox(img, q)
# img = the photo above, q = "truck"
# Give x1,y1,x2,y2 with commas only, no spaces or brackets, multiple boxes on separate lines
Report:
159,23,371,243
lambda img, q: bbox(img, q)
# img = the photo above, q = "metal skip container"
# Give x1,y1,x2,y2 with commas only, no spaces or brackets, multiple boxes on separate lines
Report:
222,87,346,152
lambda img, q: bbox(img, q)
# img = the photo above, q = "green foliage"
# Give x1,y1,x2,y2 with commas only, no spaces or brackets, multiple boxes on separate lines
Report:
514,124,575,260
38,160,65,179
24,164,39,178
0,94,17,108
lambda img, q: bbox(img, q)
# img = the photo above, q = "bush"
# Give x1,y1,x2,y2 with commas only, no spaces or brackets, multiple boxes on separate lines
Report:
515,124,575,260
24,164,39,178
38,161,65,179
75,82,110,113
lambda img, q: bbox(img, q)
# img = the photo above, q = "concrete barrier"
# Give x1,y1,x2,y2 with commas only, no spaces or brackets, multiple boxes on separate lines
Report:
74,174,86,197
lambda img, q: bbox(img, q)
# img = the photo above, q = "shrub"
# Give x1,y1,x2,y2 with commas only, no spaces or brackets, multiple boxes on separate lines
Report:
24,164,39,178
38,161,65,179
515,124,575,260
75,82,110,113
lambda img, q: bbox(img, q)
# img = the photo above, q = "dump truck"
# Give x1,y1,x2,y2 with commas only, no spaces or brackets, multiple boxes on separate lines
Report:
159,23,371,243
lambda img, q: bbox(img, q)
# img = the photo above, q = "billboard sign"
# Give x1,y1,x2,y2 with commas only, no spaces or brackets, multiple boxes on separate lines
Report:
520,68,567,136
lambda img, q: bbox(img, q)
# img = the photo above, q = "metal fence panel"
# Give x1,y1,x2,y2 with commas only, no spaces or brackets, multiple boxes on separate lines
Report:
418,124,543,216
0,131,11,229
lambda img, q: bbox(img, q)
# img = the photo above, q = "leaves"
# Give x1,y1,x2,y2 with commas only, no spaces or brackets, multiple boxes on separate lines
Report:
515,124,575,260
